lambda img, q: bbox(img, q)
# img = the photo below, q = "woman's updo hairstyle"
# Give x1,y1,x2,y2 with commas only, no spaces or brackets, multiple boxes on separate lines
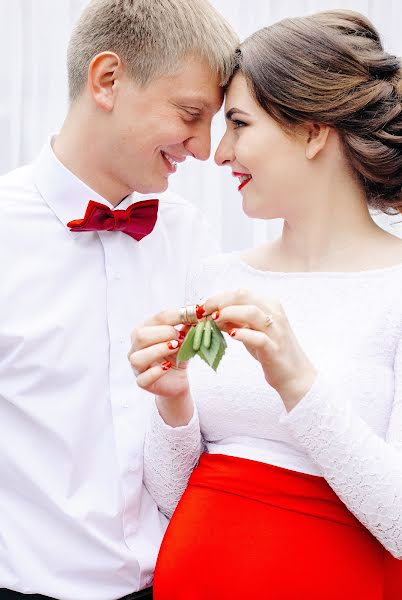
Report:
236,10,402,213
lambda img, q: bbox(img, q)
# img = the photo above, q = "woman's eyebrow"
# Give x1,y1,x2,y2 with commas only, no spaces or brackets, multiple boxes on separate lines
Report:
225,107,251,120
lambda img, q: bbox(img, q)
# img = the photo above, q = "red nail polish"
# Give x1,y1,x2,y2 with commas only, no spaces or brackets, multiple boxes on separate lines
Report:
168,340,179,350
229,329,236,337
161,361,172,371
211,310,220,320
178,330,186,340
196,304,206,319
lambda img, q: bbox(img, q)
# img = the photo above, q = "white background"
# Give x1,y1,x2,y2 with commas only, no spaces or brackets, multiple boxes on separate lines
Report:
1,0,401,248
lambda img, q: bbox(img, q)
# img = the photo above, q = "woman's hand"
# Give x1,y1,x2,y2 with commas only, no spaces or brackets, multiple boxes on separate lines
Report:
203,289,317,411
128,309,193,426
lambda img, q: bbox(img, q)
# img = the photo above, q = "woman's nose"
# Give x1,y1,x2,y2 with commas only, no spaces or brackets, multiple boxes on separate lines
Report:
214,132,235,166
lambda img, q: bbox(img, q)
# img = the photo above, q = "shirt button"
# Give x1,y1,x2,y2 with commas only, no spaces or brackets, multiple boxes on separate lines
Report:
145,575,153,586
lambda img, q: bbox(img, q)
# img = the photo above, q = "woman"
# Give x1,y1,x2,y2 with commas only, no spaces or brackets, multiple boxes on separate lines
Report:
129,10,402,599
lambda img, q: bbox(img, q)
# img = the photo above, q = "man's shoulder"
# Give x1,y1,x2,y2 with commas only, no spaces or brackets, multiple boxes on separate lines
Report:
0,164,39,212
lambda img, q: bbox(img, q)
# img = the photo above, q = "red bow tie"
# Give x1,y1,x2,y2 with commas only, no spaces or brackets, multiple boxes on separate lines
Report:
67,199,159,241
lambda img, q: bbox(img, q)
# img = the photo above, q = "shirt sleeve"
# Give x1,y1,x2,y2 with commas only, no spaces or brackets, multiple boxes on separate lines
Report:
281,335,402,558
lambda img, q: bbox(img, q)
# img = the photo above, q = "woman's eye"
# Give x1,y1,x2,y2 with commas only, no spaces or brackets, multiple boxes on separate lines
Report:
232,119,247,129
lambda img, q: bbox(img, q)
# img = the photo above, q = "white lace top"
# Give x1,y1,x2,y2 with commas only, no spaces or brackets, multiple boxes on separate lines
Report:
144,252,402,558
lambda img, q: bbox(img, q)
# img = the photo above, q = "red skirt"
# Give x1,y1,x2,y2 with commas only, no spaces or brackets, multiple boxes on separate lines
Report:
154,453,402,599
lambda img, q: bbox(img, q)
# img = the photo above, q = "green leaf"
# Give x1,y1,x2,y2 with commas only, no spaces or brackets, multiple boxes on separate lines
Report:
176,326,197,365
211,343,225,371
211,320,227,348
197,321,226,371
177,319,227,371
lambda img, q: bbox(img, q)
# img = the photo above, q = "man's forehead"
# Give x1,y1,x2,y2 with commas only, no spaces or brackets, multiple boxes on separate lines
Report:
162,55,224,111
173,92,223,113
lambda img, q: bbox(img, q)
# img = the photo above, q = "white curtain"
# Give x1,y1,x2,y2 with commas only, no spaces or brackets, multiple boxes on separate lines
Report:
1,0,401,248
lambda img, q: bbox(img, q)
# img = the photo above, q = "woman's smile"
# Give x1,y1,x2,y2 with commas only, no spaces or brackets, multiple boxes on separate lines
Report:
233,171,253,191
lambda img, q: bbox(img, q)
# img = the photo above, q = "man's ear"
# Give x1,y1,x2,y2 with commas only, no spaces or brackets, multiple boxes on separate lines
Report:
87,52,122,112
304,123,331,160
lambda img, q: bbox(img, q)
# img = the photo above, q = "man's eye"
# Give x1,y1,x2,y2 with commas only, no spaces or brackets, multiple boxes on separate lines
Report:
232,119,247,129
183,110,200,119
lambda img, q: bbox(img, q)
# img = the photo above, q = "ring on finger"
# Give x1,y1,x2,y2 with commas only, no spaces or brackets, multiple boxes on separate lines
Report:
179,304,199,324
263,313,274,329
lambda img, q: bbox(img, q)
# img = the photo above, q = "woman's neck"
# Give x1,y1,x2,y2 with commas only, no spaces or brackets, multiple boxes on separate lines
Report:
243,185,402,273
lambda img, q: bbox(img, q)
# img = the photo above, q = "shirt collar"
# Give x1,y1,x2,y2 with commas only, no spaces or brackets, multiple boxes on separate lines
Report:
33,136,134,232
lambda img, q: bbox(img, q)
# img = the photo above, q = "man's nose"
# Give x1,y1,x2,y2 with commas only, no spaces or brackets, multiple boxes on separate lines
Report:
184,125,212,162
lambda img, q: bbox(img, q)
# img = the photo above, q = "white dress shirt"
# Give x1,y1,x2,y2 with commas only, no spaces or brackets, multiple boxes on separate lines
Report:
0,138,217,600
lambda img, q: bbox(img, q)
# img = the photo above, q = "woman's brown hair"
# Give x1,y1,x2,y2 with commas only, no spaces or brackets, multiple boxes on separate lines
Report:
236,10,402,213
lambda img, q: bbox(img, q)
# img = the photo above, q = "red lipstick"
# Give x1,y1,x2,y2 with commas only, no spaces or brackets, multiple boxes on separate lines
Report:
233,172,252,191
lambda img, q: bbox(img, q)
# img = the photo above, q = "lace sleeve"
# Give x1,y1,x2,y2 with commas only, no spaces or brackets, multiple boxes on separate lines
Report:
143,259,209,517
281,336,402,558
144,402,203,518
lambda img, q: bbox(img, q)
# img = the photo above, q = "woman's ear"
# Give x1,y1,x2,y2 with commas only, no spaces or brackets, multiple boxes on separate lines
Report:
87,52,122,112
305,123,331,160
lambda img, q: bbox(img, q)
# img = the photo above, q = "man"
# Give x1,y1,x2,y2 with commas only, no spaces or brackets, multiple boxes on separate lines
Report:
0,1,238,598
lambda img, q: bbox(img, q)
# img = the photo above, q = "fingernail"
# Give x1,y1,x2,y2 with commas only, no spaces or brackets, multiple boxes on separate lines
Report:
161,361,172,371
196,304,206,319
178,330,186,340
211,311,220,320
168,340,179,350
229,329,237,337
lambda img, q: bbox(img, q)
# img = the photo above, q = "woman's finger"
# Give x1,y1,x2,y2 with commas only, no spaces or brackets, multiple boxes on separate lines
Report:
143,308,182,327
228,327,277,356
212,305,275,334
203,289,275,316
130,325,185,351
135,362,173,389
143,305,202,328
128,339,182,374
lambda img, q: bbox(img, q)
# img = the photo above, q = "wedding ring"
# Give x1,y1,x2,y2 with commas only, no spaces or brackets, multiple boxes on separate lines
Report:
179,304,199,324
264,314,274,329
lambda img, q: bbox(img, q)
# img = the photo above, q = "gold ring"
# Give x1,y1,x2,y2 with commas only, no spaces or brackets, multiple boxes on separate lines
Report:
179,304,199,324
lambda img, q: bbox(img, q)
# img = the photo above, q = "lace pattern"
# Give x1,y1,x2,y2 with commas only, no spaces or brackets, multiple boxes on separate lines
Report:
282,372,402,558
144,401,202,518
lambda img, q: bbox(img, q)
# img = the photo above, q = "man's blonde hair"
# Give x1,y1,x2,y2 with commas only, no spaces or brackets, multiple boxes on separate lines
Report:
67,0,239,101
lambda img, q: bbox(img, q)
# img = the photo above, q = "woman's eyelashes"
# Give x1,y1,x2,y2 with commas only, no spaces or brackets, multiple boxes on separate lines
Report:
231,118,247,129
